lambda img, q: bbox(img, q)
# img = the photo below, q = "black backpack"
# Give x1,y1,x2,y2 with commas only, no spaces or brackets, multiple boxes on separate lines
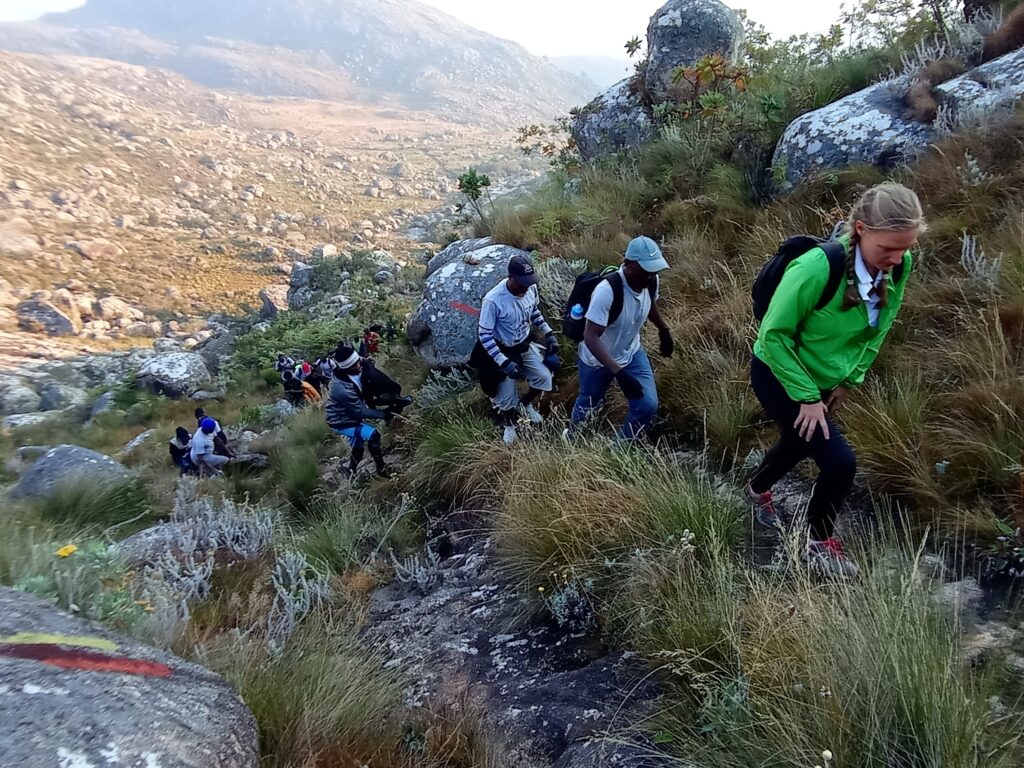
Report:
562,267,657,342
752,235,847,322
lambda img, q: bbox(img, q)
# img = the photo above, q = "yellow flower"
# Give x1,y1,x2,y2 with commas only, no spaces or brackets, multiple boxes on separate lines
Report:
537,586,545,593
55,544,78,558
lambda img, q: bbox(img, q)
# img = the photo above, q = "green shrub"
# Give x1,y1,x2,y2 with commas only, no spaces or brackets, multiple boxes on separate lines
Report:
32,477,150,530
272,445,323,513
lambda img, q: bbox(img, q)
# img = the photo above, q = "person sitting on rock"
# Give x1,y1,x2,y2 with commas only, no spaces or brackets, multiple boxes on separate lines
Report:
168,427,196,475
191,418,230,475
470,253,559,446
194,407,231,457
326,345,411,479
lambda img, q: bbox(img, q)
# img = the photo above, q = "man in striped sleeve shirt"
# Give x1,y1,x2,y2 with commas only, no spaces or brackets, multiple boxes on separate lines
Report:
474,253,559,445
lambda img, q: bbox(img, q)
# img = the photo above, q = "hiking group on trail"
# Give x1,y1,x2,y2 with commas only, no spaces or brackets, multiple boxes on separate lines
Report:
214,181,924,577
461,182,925,577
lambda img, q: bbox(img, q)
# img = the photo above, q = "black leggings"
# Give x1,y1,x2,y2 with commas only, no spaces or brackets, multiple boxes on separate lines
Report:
748,356,856,541
350,431,385,474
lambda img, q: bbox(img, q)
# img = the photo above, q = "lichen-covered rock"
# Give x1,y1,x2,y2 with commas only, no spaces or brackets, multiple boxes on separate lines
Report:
10,444,130,500
772,46,1024,191
0,377,41,416
424,237,493,278
645,0,744,105
0,587,259,768
16,299,81,336
570,0,741,160
37,382,89,412
407,241,526,368
135,352,212,398
571,79,655,161
289,261,315,289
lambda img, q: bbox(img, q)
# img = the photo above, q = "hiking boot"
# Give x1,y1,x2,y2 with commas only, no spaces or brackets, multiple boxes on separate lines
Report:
746,483,780,528
521,403,544,425
502,425,518,446
805,537,859,579
376,464,397,479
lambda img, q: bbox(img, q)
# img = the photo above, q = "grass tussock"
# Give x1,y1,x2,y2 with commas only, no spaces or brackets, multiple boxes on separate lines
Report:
32,477,150,530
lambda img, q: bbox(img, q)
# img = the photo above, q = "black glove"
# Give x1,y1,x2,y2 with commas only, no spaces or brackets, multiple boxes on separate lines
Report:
658,327,675,358
383,411,395,425
615,370,644,401
544,332,560,355
501,360,523,380
543,352,561,372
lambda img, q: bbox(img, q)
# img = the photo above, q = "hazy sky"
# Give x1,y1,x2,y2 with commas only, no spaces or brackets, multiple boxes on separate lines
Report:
1,0,847,57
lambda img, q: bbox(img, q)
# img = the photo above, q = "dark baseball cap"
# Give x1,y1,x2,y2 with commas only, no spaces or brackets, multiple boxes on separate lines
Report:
508,253,538,287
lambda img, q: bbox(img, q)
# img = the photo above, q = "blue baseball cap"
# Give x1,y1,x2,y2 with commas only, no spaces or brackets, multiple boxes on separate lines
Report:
200,417,217,433
624,236,669,273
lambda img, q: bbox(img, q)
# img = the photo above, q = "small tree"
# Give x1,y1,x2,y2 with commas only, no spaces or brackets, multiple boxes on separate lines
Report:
456,168,493,232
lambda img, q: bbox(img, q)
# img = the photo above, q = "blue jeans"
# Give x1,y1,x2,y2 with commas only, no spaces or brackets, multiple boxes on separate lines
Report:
571,348,658,440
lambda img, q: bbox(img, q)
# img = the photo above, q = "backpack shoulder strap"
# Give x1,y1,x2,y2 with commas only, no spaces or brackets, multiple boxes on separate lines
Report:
814,240,848,311
606,271,625,326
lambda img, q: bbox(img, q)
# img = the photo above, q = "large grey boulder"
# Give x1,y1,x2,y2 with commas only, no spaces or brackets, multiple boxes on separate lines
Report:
10,444,131,500
38,382,89,412
425,237,493,278
258,284,289,320
572,78,655,161
136,352,212,398
570,0,741,160
407,241,525,368
0,377,41,416
16,299,81,336
645,0,744,105
0,587,259,768
773,46,1024,191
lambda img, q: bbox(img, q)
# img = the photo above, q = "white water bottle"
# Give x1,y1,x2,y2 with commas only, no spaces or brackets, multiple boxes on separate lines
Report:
570,304,584,321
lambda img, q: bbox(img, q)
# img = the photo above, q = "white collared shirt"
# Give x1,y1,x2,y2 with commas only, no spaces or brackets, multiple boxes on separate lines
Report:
855,246,885,327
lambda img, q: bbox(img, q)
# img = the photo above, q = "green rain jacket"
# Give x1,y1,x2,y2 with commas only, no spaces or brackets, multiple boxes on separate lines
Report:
753,238,913,404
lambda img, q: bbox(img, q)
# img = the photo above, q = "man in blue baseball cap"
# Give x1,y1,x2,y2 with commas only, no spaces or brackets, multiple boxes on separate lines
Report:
567,236,674,441
190,417,231,474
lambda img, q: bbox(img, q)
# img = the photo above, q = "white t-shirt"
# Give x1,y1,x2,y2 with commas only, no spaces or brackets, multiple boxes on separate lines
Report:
855,246,885,327
190,429,216,462
580,268,656,368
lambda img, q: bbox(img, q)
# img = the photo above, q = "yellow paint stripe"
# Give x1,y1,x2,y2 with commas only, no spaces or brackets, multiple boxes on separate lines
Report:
0,633,119,652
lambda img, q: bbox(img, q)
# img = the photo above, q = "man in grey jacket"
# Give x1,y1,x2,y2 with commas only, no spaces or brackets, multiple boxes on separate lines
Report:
326,345,410,478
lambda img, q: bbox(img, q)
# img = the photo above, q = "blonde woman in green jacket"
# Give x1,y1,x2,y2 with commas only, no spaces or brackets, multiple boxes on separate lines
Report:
747,183,926,577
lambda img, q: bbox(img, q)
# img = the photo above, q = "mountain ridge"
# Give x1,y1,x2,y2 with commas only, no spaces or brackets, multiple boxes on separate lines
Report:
0,0,595,124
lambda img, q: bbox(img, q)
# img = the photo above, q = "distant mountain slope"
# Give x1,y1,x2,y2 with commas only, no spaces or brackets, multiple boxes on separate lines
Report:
551,55,632,92
0,0,595,124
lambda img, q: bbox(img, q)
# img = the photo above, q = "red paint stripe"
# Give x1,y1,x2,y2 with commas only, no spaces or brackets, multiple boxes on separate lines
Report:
0,644,173,678
449,300,480,317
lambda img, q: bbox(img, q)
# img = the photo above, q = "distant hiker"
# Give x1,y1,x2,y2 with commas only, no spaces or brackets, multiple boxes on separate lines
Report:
194,407,231,457
282,370,308,407
168,427,195,475
191,417,229,474
746,183,925,578
326,345,411,478
275,353,296,379
470,253,559,446
360,326,382,356
567,236,673,440
316,355,336,381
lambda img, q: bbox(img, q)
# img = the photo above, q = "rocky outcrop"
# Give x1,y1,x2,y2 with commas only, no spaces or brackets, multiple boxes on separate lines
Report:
772,46,1024,190
286,261,316,310
645,0,744,105
135,352,212,398
259,284,290,320
10,444,131,500
0,587,259,768
407,241,525,368
16,299,81,336
572,79,656,162
571,0,742,160
0,377,42,416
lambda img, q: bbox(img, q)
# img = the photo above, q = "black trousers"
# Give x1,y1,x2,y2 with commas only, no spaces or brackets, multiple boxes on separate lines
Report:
748,356,856,541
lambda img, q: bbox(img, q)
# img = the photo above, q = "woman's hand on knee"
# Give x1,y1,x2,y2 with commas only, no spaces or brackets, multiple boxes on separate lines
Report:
794,402,830,442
